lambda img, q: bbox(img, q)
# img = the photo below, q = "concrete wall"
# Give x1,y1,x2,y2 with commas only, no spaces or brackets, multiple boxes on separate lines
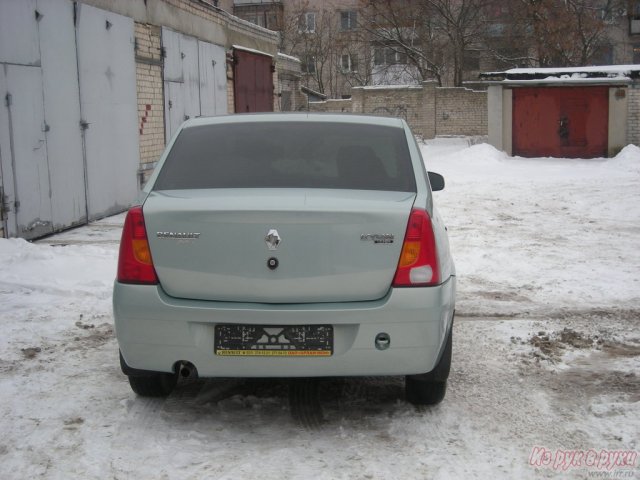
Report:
79,0,278,54
609,87,629,157
310,82,487,139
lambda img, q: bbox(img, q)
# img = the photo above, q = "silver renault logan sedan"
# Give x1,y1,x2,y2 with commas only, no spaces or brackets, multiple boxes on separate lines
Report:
113,113,455,405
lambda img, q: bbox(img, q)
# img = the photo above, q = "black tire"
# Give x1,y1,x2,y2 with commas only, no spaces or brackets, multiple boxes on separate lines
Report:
405,318,453,406
289,378,324,428
405,378,447,406
127,372,178,397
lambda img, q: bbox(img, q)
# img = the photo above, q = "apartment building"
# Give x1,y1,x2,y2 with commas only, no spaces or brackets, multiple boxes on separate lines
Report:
234,0,640,99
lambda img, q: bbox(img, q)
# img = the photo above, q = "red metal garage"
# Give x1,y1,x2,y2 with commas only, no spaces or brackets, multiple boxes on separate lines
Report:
512,86,609,158
233,47,274,113
481,66,640,159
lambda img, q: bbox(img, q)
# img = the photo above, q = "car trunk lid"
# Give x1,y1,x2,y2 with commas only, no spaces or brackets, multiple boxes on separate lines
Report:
143,189,415,303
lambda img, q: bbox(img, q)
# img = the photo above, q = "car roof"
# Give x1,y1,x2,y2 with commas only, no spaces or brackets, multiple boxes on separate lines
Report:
182,112,406,129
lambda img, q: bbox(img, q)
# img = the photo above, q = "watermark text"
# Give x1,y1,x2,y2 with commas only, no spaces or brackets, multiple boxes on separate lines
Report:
529,447,638,472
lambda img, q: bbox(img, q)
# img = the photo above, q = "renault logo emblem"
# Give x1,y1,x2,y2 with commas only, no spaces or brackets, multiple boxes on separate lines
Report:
265,229,281,250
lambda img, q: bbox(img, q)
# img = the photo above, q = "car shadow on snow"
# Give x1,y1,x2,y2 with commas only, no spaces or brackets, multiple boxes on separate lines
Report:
147,375,424,430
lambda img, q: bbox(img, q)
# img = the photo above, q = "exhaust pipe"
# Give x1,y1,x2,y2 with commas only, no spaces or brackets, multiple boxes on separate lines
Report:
179,362,197,378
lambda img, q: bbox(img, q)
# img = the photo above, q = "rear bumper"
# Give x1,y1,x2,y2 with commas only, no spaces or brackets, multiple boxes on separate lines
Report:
113,277,456,378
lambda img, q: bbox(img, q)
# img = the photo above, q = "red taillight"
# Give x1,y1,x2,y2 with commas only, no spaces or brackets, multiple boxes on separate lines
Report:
392,209,440,287
117,206,159,285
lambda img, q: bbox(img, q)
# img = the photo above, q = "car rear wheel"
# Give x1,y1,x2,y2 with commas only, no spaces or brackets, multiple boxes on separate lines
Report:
405,318,453,406
405,378,447,406
120,351,178,397
127,372,178,397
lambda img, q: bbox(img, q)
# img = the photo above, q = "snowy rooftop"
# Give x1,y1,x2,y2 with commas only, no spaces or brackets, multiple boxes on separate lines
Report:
277,52,301,63
480,65,640,84
232,44,274,58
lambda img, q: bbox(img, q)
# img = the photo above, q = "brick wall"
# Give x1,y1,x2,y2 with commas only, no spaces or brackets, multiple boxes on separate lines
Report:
276,53,304,112
227,58,235,113
309,99,353,112
311,82,487,139
134,23,165,185
273,67,280,113
435,87,488,137
351,85,431,136
628,83,640,146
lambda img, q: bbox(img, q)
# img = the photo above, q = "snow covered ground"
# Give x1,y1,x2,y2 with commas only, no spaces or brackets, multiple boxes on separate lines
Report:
0,139,638,479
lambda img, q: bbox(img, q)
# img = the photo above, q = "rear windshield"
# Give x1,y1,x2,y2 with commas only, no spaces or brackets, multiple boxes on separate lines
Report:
153,121,416,192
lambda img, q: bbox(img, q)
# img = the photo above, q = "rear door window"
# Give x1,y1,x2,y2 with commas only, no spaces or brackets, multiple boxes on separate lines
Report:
153,121,416,192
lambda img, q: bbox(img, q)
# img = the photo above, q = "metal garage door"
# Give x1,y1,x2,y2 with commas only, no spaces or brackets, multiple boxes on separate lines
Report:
0,0,86,239
76,3,139,221
163,28,227,143
513,87,609,158
233,48,274,113
0,65,52,239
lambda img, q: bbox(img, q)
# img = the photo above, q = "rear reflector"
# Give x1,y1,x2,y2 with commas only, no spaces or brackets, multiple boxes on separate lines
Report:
393,209,440,287
117,206,159,285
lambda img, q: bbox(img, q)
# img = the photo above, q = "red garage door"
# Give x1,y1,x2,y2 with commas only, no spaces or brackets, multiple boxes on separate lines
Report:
513,87,608,158
233,49,273,113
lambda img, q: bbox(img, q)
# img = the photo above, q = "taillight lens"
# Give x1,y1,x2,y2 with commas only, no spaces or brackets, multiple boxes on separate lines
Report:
117,206,159,285
393,209,440,287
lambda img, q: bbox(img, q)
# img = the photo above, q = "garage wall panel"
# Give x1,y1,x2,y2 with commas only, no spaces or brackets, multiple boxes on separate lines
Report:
513,87,608,158
234,49,273,113
76,3,139,220
0,65,53,239
0,65,18,237
163,28,200,142
38,0,87,230
198,40,227,116
0,0,40,66
163,28,228,141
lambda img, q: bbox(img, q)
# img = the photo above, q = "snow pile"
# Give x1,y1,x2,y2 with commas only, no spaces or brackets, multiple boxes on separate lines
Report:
0,238,116,352
610,144,640,173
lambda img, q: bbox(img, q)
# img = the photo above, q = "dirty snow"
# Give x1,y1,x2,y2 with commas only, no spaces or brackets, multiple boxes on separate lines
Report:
0,140,638,479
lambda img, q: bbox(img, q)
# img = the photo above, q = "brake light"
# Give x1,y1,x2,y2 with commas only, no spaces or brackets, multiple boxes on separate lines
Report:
117,206,158,285
393,209,440,287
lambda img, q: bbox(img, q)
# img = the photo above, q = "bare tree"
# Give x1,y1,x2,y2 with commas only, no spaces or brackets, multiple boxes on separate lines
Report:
358,0,448,85
359,0,492,86
421,0,492,86
281,0,365,97
508,0,627,67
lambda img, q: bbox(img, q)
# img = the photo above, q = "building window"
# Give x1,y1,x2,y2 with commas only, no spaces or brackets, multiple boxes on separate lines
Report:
373,46,407,66
634,44,640,63
299,12,316,33
245,14,266,28
630,1,640,33
341,54,358,73
301,55,316,74
340,11,357,31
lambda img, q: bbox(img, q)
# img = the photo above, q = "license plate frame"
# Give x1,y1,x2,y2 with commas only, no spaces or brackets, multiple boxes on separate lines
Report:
214,324,333,357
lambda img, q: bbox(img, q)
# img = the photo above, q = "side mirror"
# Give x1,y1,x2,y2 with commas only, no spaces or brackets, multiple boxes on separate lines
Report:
428,171,445,192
